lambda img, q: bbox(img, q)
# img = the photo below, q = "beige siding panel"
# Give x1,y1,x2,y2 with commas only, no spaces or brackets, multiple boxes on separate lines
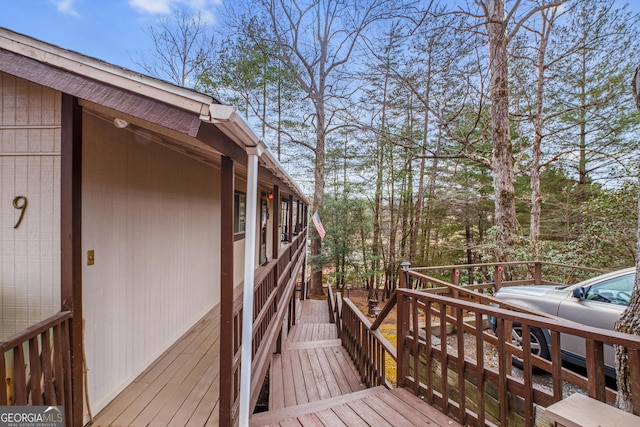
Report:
0,73,61,340
82,113,221,414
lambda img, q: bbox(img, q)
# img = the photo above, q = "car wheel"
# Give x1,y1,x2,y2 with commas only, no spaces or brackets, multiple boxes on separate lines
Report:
510,325,550,370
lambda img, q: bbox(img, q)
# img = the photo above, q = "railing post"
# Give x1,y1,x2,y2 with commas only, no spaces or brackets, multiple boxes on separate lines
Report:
586,339,606,402
494,265,503,291
397,262,411,388
533,261,542,285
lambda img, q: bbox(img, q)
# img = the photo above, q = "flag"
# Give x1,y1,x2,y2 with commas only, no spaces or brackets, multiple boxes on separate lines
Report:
312,211,326,240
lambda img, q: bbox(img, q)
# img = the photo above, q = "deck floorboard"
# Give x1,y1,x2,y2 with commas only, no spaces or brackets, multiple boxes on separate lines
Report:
92,307,220,427
255,299,462,427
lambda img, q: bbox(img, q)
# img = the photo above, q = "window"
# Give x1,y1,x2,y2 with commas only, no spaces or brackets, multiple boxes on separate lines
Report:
585,273,634,306
234,192,246,236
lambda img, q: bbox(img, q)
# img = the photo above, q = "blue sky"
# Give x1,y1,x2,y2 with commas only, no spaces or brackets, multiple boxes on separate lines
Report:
0,0,222,71
1,0,637,75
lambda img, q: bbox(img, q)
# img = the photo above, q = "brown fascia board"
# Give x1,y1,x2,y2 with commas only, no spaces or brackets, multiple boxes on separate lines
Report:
0,48,203,137
0,27,213,116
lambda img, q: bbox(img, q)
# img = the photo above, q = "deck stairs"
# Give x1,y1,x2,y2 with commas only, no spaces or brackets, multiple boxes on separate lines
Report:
250,299,461,426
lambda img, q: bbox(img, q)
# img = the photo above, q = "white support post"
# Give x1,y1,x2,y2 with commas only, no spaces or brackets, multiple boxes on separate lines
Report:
239,144,264,427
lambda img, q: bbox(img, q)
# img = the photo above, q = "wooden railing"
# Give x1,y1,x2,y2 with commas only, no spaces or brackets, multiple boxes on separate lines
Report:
340,297,396,389
226,228,307,424
395,287,640,425
412,261,608,292
335,262,640,426
0,311,74,425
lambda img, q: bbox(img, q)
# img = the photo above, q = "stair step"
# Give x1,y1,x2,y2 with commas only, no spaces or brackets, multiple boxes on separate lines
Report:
251,386,386,426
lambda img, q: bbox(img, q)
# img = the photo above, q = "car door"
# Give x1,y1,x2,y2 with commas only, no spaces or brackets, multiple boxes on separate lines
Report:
556,273,634,366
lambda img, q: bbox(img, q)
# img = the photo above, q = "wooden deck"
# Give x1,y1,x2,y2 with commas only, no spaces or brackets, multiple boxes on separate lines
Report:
92,298,461,427
92,307,221,427
252,299,462,427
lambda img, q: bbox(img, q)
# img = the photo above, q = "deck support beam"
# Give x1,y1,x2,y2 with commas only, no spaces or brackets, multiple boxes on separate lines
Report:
60,94,82,426
220,156,235,426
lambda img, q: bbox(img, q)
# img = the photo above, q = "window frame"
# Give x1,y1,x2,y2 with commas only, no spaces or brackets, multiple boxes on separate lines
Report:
234,191,246,239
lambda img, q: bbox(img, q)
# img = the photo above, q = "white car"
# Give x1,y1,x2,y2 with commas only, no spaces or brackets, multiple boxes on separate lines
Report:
488,268,635,377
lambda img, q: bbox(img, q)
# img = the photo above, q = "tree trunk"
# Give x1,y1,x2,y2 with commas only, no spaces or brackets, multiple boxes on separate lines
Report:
614,63,640,412
422,128,441,263
530,7,554,257
310,101,326,296
486,0,518,255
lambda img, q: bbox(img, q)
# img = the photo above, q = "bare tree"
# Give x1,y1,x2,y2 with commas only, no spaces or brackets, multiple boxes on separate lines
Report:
465,0,567,257
134,7,215,89
234,0,400,296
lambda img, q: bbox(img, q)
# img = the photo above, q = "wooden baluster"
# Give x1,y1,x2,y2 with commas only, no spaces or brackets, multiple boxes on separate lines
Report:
456,306,466,423
0,348,7,405
41,331,55,403
29,336,43,405
439,303,449,414
474,312,485,425
586,339,606,402
521,324,534,427
13,345,27,405
550,331,563,402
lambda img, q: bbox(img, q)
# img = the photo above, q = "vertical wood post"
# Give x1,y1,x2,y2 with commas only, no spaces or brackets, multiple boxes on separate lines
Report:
271,186,280,262
219,156,235,426
397,263,410,388
300,253,307,303
288,195,293,243
60,94,82,426
586,339,606,402
533,262,542,285
494,265,503,291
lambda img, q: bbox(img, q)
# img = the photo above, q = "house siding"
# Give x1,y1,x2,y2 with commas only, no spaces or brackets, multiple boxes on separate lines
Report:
82,112,221,413
0,73,61,340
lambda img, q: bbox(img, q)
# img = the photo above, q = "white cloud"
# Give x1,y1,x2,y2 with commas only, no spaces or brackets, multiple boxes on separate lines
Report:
128,0,221,16
128,0,173,14
54,0,80,16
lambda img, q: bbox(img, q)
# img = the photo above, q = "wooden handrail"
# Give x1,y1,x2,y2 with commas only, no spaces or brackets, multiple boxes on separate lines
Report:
332,262,640,426
0,311,74,424
370,290,397,331
339,298,396,389
0,311,72,351
411,260,609,273
396,287,640,425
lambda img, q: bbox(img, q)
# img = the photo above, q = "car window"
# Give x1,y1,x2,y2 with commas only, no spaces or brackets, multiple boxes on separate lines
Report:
585,273,635,306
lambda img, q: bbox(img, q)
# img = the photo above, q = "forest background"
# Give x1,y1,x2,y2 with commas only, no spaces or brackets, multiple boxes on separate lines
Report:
134,0,640,299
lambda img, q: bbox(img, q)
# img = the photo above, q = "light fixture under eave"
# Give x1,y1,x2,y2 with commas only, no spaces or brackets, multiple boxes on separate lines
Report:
113,118,129,129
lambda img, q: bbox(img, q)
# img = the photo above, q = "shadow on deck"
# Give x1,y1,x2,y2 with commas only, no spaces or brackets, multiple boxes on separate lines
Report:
251,299,461,426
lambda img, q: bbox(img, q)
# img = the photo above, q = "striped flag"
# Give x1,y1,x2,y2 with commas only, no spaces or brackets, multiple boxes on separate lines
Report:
312,211,326,240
